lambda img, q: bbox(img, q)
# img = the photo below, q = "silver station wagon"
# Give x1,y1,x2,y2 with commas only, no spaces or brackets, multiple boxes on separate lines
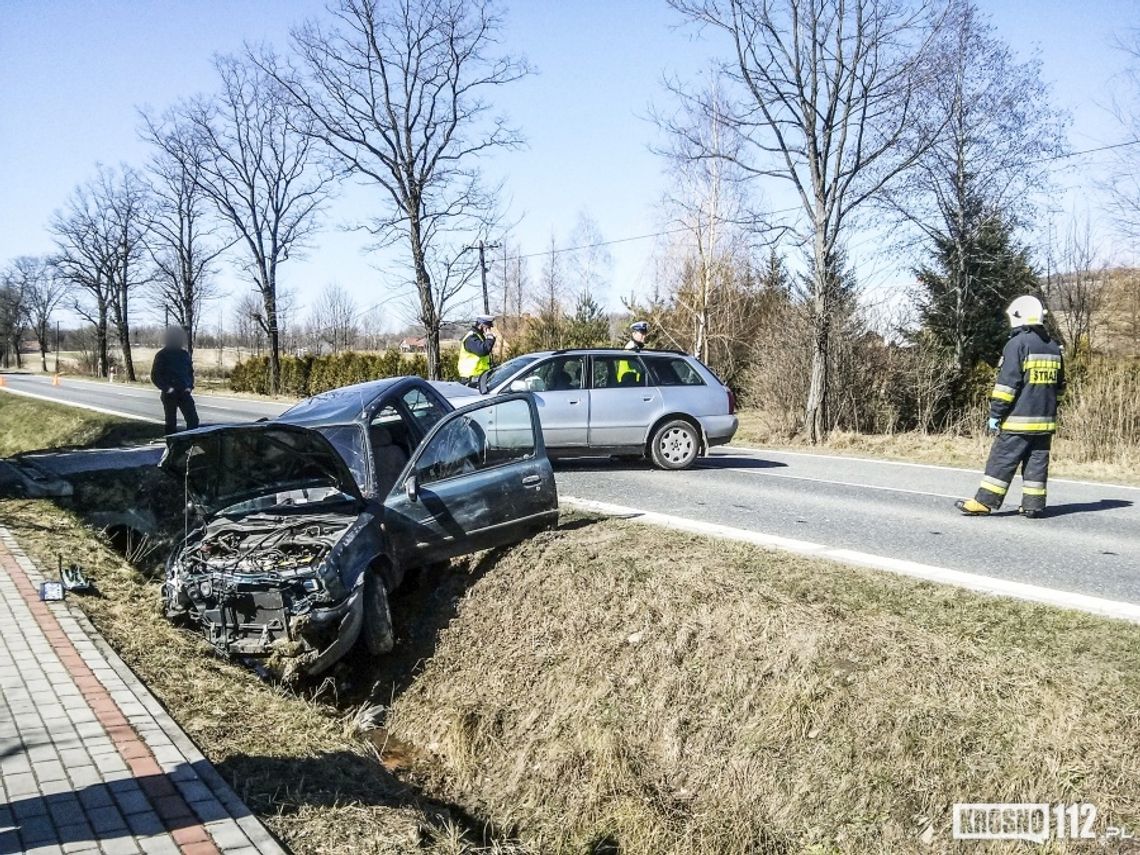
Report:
436,349,738,470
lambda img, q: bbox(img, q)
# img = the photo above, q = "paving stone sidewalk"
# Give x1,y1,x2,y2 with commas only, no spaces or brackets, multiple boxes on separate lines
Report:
0,527,287,855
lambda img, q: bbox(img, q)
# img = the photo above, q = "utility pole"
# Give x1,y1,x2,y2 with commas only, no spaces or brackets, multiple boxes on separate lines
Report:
464,240,501,315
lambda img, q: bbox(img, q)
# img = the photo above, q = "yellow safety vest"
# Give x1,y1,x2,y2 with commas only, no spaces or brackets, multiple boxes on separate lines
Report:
458,331,491,379
616,358,641,384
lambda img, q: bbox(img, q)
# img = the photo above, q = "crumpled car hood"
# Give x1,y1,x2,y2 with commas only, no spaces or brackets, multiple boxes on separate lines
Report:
161,423,362,517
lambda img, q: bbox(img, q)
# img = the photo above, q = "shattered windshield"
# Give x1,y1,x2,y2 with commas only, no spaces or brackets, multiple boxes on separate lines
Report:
316,424,370,494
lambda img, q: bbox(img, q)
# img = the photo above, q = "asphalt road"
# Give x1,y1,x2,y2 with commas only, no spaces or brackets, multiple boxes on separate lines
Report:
3,372,1139,605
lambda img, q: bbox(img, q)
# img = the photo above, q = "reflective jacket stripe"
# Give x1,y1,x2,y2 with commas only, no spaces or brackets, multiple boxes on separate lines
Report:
991,384,1016,402
1001,417,1057,432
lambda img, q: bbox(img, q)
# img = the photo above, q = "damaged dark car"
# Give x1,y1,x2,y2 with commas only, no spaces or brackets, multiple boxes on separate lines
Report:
160,378,558,679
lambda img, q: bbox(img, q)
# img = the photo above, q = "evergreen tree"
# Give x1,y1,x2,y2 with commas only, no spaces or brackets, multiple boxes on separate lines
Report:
914,213,1039,373
564,293,610,348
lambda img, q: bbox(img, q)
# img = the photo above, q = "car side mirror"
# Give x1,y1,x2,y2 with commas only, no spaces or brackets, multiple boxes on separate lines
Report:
404,474,419,503
478,372,491,395
509,379,527,392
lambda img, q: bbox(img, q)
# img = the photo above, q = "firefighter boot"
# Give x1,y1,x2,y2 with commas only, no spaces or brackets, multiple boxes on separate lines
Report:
955,499,992,516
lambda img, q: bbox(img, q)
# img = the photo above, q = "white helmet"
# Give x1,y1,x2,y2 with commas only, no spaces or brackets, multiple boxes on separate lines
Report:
1006,295,1045,328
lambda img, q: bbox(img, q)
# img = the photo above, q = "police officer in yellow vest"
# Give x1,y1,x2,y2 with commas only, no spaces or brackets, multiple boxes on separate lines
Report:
458,315,496,386
617,320,649,384
956,295,1065,519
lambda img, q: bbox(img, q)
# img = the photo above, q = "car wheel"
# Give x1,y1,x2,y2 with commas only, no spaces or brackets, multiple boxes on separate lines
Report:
649,419,700,470
361,569,394,655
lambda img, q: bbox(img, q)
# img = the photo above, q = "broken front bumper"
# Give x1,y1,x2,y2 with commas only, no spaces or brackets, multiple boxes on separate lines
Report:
179,581,364,677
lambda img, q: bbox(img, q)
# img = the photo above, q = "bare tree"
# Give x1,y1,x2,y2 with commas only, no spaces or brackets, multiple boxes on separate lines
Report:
886,0,1066,377
99,165,153,381
494,240,529,359
0,269,28,369
1104,32,1140,243
50,171,119,377
669,0,942,442
1050,216,1107,351
233,291,266,357
141,124,230,354
656,78,757,364
148,56,333,392
8,256,69,371
306,283,359,353
261,0,530,379
565,212,613,303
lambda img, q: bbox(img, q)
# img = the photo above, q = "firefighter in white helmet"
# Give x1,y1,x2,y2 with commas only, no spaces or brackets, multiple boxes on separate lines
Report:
956,295,1065,518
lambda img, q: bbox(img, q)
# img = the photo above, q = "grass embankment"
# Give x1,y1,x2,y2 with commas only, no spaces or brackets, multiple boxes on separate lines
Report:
733,410,1140,486
0,392,163,456
387,522,1140,853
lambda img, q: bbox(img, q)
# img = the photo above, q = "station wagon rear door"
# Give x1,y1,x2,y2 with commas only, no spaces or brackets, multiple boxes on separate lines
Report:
381,393,559,565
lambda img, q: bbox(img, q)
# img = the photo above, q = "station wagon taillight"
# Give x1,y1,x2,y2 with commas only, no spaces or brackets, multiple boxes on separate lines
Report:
727,388,736,414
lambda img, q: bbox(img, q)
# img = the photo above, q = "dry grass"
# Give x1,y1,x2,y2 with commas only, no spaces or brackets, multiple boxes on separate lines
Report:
0,499,516,854
0,392,163,456
387,520,1140,854
733,409,1140,486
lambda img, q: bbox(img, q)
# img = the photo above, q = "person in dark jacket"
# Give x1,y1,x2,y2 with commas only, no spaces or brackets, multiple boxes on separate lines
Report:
956,295,1064,519
151,326,199,434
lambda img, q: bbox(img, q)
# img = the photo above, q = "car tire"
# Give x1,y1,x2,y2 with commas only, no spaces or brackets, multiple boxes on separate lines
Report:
649,419,700,470
361,570,394,655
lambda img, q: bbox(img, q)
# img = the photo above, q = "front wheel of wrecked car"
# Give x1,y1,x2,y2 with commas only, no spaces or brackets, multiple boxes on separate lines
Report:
361,569,395,655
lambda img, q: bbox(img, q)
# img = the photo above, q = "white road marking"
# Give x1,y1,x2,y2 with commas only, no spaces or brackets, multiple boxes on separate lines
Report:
0,385,165,425
8,376,281,413
561,496,1140,624
723,445,1140,492
698,463,964,500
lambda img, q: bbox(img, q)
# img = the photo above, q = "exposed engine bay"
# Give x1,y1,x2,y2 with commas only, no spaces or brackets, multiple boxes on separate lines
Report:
180,514,346,578
164,510,372,673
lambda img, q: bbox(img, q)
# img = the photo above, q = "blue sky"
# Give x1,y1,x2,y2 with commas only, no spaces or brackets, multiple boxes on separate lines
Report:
1,0,1136,331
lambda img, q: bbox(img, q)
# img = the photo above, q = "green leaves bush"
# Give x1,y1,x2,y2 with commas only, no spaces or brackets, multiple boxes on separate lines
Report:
229,350,461,396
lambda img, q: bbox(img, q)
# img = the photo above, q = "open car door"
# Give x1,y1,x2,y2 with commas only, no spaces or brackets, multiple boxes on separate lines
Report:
382,393,558,566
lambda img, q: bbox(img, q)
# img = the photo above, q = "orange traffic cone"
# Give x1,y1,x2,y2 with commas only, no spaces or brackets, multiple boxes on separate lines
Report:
0,376,6,387
51,374,61,387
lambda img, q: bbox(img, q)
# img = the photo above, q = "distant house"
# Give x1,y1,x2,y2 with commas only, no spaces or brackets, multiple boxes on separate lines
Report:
399,337,427,353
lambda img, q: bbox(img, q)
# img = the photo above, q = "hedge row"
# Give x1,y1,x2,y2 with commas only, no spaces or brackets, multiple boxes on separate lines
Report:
229,350,462,397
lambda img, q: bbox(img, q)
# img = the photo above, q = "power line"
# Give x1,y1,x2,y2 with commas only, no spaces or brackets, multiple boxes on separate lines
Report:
496,139,1140,265
356,136,1140,317
1041,138,1140,161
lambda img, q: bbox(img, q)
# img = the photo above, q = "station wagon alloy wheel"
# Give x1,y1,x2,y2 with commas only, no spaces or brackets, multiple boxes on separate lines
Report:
651,420,699,470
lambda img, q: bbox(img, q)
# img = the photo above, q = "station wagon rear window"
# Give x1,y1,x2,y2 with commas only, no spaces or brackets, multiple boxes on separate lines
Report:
645,356,706,386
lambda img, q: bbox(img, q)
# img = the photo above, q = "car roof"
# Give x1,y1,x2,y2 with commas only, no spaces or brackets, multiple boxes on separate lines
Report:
527,348,690,357
278,376,428,427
